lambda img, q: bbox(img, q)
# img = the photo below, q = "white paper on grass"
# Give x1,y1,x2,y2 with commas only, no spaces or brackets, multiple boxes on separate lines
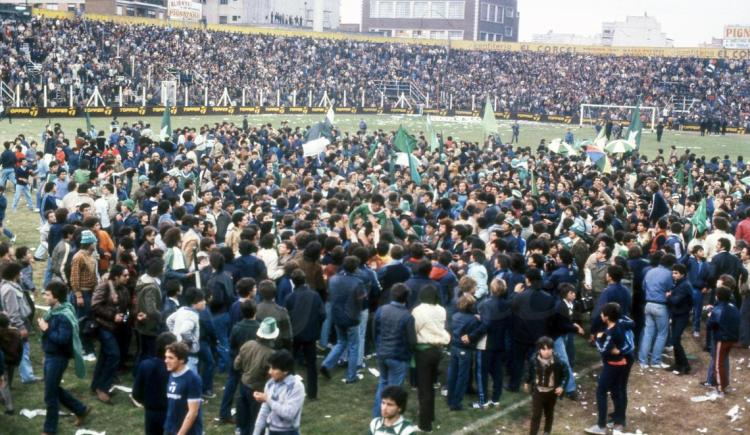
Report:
20,408,72,418
75,430,106,435
109,385,132,394
302,137,330,157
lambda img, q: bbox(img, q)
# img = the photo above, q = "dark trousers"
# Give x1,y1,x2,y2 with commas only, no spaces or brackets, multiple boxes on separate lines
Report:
74,291,94,354
446,346,473,409
596,362,627,427
114,324,132,370
219,366,239,419
293,339,318,399
415,347,441,431
91,328,121,393
509,341,534,391
671,314,690,371
44,356,87,434
135,332,156,372
478,348,505,403
145,408,166,435
198,341,215,394
237,384,260,435
529,390,557,435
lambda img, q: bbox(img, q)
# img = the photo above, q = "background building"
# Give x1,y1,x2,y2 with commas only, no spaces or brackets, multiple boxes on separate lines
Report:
532,30,600,46
202,0,339,28
86,0,168,19
361,0,519,41
0,0,83,13
601,13,673,47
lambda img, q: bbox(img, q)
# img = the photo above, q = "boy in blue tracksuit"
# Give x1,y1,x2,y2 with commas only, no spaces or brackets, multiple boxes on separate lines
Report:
446,295,483,411
685,245,711,336
704,286,741,396
666,264,693,374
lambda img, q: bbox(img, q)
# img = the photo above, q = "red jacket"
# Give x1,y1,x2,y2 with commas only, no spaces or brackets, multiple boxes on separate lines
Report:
735,218,750,244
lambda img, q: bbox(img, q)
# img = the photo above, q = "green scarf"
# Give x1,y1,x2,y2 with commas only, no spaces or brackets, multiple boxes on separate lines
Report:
44,301,86,378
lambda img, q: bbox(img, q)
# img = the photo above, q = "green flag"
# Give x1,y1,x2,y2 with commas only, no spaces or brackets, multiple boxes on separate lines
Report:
530,170,539,197
161,105,172,140
687,171,695,196
426,115,439,153
408,153,422,185
393,125,417,153
366,141,378,161
481,96,497,143
691,198,708,236
439,130,445,163
626,98,643,150
675,164,685,187
84,111,93,137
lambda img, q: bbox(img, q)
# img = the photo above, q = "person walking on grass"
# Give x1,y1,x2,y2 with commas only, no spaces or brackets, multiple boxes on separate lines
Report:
665,264,693,375
368,385,417,435
252,349,306,435
163,341,203,435
38,281,90,435
704,286,741,398
586,302,632,434
132,332,177,435
525,336,568,435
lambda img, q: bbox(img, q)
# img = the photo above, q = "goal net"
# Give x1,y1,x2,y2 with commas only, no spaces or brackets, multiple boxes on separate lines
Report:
579,104,657,132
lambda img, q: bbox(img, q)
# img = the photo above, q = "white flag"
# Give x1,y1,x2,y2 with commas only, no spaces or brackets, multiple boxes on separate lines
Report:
303,137,330,157
326,105,335,125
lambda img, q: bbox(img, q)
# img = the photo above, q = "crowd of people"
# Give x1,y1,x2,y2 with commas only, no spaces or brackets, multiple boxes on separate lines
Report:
0,111,748,435
1,16,749,128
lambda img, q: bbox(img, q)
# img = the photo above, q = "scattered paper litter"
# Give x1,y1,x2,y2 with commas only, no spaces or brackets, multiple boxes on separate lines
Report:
20,408,72,419
691,394,719,403
75,430,105,435
368,368,380,378
697,429,708,433
325,415,331,418
109,385,132,394
639,406,647,414
727,405,741,422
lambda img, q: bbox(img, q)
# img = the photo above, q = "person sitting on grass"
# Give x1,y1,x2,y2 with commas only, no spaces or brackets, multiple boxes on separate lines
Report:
368,385,416,435
524,336,568,435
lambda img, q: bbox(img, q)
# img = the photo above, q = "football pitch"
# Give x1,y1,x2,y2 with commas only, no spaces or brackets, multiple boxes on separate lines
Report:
1,113,748,160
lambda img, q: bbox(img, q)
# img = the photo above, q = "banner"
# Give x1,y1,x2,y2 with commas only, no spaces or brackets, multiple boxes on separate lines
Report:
3,105,746,135
724,26,750,49
167,0,202,22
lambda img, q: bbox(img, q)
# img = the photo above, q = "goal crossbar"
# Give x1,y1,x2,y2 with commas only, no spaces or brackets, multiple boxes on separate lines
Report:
579,104,657,132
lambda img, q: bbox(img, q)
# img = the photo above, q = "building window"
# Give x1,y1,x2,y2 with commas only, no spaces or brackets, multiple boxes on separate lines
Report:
232,15,239,21
505,7,514,18
220,0,228,4
430,30,446,39
505,26,512,37
67,4,77,12
395,1,409,17
219,15,227,24
447,1,464,19
430,1,446,19
448,30,463,39
413,1,428,18
379,1,394,18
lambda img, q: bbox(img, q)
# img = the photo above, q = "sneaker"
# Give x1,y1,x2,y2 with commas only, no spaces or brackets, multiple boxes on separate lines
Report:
441,388,448,397
471,402,487,409
486,400,500,407
700,381,717,388
21,376,41,384
202,391,216,399
664,346,674,353
693,331,701,338
654,362,670,369
83,353,97,362
584,424,607,434
639,363,650,370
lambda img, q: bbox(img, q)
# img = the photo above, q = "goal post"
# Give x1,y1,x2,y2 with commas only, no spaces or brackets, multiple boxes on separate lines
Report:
579,104,657,132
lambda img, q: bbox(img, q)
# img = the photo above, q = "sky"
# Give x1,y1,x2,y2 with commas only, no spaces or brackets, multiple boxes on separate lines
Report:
339,0,750,46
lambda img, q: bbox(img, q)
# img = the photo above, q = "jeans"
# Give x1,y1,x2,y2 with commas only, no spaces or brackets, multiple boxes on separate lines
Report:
357,309,368,367
293,339,318,400
319,302,332,348
0,168,15,190
187,355,199,375
237,384,260,435
671,314,690,370
135,333,157,374
478,349,505,403
12,184,33,210
553,335,576,393
91,328,120,393
446,346,473,409
530,390,557,435
212,312,231,373
372,358,408,417
321,324,359,383
73,291,95,354
43,257,53,288
198,341,215,393
509,341,535,391
692,289,704,333
219,367,239,420
19,340,36,383
638,302,669,365
44,356,87,434
0,227,13,240
597,362,627,427
563,331,576,368
145,409,166,435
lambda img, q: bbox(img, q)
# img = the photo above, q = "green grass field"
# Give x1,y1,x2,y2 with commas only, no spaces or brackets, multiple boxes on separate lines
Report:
0,113,746,434
2,113,748,160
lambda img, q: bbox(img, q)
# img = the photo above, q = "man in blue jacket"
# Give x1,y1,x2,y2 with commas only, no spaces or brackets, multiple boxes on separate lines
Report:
638,254,676,369
666,264,693,374
404,259,438,309
320,256,365,384
591,265,631,335
371,283,416,417
284,269,325,400
685,245,711,337
704,286,741,396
